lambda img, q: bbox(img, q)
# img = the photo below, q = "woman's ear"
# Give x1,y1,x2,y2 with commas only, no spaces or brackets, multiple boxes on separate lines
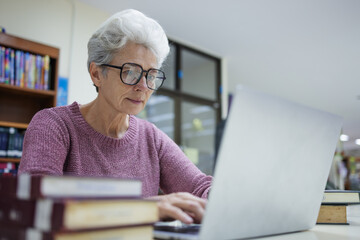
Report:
89,62,102,88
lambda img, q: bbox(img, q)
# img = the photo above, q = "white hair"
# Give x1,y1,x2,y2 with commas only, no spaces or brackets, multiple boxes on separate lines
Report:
87,9,170,72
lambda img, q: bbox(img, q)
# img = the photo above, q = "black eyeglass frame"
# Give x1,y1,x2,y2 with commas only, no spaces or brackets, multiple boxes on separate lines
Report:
101,63,166,90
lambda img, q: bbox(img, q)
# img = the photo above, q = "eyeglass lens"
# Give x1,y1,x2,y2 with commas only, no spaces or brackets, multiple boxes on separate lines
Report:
121,63,165,90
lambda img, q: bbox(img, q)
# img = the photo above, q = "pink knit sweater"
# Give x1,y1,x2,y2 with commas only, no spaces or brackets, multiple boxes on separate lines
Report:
19,102,212,198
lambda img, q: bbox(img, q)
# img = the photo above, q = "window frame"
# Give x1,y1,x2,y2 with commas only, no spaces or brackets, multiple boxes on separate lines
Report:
156,39,222,146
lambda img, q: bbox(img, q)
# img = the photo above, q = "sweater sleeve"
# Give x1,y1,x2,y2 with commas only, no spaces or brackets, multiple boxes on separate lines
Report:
155,126,212,198
18,109,70,176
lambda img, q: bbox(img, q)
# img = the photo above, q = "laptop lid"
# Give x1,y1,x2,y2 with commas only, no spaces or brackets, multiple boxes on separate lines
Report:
199,86,342,240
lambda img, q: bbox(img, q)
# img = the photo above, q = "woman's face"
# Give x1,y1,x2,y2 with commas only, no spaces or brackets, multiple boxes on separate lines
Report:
98,41,157,115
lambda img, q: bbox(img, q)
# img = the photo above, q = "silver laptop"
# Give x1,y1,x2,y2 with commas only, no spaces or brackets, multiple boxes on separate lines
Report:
154,86,342,240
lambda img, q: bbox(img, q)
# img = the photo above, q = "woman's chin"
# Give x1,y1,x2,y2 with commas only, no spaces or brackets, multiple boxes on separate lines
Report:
127,107,144,116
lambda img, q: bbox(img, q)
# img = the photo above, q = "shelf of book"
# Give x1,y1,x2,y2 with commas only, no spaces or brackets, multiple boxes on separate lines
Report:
0,32,59,173
0,33,59,124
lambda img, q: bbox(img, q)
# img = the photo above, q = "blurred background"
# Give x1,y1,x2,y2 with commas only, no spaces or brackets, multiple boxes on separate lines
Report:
0,0,359,189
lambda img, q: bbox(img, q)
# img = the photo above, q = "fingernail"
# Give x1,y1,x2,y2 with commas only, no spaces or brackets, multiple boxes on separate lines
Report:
185,215,193,224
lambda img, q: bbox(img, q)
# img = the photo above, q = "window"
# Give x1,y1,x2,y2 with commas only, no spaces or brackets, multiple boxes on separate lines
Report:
138,40,221,175
138,95,175,140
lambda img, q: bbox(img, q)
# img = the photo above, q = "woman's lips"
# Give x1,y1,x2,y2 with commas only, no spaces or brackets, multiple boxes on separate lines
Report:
128,98,143,104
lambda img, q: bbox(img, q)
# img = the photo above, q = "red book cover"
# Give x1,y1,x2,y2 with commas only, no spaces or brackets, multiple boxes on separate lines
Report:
0,162,16,169
0,224,154,240
0,197,158,231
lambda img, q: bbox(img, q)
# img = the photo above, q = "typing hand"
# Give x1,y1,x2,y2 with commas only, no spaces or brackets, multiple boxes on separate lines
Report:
149,192,207,224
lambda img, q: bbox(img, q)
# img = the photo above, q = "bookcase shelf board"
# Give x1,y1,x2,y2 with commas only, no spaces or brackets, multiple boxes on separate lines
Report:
0,83,56,97
0,89,55,124
0,121,28,129
0,33,59,58
0,158,20,163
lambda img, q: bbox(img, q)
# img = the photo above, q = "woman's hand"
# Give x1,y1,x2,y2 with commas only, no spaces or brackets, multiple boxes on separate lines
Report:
149,192,207,224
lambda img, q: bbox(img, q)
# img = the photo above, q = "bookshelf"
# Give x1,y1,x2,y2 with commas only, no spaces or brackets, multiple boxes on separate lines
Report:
0,33,59,165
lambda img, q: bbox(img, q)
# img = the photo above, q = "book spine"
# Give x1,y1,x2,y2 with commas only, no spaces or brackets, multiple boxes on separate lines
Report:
18,131,24,158
35,199,65,232
24,52,29,88
15,175,44,199
38,55,43,89
30,54,36,89
20,51,25,87
35,55,41,89
16,174,31,199
25,229,45,240
15,50,20,86
43,55,50,90
0,127,9,157
0,46,4,83
10,48,15,85
0,169,17,176
0,162,17,176
4,47,9,84
0,162,16,169
6,127,17,158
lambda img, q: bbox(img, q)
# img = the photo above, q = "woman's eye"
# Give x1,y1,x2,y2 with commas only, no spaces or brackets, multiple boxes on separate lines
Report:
147,75,156,81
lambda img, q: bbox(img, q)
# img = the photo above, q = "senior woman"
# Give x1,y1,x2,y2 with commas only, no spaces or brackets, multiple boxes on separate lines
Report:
18,9,212,224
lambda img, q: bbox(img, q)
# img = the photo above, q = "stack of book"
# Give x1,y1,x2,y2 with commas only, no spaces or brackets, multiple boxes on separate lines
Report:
0,174,158,239
317,190,360,225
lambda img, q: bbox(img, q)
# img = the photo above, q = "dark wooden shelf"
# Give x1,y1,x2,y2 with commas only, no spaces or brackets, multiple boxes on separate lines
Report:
0,83,56,97
0,121,28,129
0,158,21,163
0,32,59,58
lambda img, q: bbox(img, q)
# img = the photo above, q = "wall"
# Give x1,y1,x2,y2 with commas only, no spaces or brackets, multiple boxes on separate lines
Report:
0,0,229,116
68,0,109,104
0,0,110,104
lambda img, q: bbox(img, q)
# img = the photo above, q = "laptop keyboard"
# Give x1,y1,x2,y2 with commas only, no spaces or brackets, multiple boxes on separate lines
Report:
154,220,201,234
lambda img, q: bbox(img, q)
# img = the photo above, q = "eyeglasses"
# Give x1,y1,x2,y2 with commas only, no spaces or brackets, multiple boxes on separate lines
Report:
101,62,166,90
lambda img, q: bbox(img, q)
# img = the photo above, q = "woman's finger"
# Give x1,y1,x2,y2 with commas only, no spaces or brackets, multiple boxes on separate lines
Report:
157,201,194,224
169,192,207,209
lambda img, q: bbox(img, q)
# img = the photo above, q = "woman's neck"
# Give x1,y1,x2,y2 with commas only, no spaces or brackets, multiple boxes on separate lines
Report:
79,99,129,138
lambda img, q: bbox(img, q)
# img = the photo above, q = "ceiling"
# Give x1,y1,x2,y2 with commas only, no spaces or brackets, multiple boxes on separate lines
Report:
79,0,360,156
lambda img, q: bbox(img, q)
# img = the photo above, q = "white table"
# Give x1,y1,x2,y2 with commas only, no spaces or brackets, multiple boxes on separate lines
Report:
256,217,360,240
153,218,360,240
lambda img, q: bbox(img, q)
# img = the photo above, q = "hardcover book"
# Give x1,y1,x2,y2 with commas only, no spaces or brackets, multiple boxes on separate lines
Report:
0,174,142,199
0,197,158,231
317,203,360,224
322,190,360,204
0,224,154,240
